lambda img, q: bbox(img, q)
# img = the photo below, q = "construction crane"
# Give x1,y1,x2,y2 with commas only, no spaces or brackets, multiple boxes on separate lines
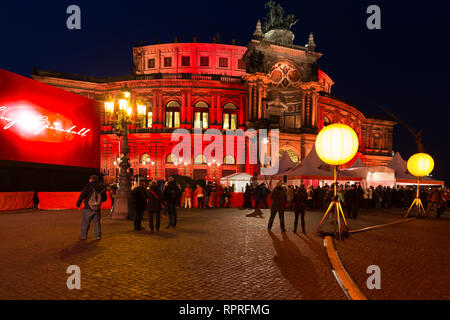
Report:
379,105,424,153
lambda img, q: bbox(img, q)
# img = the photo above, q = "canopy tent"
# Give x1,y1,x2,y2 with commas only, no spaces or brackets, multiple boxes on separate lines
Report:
277,151,297,174
341,166,396,188
349,157,366,169
220,172,253,192
258,148,362,188
387,152,444,186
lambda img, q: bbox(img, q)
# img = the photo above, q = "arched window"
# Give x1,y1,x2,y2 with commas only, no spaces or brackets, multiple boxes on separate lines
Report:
140,153,151,164
223,155,236,165
323,116,330,127
165,100,180,128
194,154,207,164
137,101,153,128
279,149,299,163
166,154,179,164
194,101,209,129
223,102,238,130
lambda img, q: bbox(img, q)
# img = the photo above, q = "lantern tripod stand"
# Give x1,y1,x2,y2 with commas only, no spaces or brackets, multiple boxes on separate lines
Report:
316,166,349,241
405,178,426,218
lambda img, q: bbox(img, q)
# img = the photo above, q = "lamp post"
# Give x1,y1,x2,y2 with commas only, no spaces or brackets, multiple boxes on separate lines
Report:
208,159,220,182
405,153,434,218
315,123,359,240
104,87,134,220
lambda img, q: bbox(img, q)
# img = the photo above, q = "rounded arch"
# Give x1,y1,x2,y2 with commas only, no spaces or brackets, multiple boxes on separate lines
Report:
223,155,236,165
194,154,207,164
166,153,179,164
166,100,181,108
194,101,209,108
223,102,238,110
140,153,151,164
279,149,299,163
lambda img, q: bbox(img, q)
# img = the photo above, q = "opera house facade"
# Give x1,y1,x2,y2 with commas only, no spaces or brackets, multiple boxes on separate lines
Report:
32,14,396,184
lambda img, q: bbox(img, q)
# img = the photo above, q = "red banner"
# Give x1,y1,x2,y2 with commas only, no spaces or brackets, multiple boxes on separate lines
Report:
0,69,100,168
0,192,34,211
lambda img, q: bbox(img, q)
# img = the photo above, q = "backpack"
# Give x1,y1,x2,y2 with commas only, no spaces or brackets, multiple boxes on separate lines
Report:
88,187,102,211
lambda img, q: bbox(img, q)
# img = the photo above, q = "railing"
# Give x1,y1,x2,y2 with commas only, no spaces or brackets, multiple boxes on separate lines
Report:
33,69,243,84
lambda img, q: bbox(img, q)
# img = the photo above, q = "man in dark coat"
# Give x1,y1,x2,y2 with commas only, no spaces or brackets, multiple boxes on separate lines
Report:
147,180,164,231
243,184,252,209
163,177,181,229
293,184,308,233
268,181,287,232
76,175,107,240
131,180,148,231
351,184,363,219
344,186,353,218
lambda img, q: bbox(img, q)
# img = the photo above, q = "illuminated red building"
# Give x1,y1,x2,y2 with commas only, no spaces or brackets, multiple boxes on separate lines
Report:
32,16,396,183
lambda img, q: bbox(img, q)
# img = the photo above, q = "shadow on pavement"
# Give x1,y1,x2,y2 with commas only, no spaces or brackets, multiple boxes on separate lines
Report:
269,231,322,299
59,240,104,260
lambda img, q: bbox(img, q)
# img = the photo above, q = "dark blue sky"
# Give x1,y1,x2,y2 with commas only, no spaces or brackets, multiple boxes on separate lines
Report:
1,1,449,182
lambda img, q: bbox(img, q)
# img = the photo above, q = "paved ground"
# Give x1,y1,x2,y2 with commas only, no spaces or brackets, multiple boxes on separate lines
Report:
0,206,448,300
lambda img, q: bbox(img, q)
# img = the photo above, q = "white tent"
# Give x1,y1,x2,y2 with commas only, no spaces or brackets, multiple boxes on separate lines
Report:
220,172,253,192
277,151,296,174
271,148,362,187
349,157,366,168
342,165,396,188
387,152,444,186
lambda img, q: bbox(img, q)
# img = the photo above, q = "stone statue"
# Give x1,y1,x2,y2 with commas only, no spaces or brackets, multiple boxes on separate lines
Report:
262,1,299,33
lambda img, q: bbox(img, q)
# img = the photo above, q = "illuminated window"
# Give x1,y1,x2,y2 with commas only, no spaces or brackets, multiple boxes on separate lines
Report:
166,154,179,164
223,113,237,130
165,100,181,128
164,57,172,67
279,150,299,163
147,59,155,69
194,101,209,129
200,56,209,67
147,111,153,128
140,153,151,164
219,57,228,68
194,154,207,164
224,155,235,165
194,112,209,129
223,103,238,130
181,56,190,66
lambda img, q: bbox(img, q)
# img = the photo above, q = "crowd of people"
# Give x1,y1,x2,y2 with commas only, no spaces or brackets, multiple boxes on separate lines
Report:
76,174,448,239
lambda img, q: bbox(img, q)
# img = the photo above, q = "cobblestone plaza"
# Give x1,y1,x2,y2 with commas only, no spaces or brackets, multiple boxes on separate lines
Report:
0,207,448,300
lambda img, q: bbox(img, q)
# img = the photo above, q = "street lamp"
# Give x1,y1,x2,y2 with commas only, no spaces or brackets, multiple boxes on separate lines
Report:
315,123,359,240
405,153,434,218
104,87,134,220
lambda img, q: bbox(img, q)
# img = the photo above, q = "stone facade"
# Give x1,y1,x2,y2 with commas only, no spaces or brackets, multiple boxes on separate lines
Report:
32,17,395,183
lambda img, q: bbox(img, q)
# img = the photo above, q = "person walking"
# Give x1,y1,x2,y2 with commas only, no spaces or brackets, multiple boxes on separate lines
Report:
163,177,181,228
243,184,252,209
131,180,148,231
147,180,164,231
268,181,286,232
426,187,441,218
32,191,39,210
204,182,212,208
293,184,308,233
184,185,192,209
76,175,107,240
194,184,205,208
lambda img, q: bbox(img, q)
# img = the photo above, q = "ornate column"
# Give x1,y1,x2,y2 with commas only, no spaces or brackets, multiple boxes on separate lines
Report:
243,73,271,126
299,82,321,133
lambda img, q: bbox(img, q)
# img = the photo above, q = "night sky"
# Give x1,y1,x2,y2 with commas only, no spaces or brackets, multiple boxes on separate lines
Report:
1,1,449,182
